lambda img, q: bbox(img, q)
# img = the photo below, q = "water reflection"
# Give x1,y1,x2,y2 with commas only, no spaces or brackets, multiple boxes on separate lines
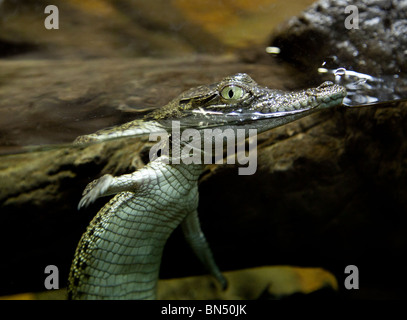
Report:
267,49,407,108
318,65,407,107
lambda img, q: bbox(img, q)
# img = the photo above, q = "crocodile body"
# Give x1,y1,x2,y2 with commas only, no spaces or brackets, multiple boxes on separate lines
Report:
68,73,346,299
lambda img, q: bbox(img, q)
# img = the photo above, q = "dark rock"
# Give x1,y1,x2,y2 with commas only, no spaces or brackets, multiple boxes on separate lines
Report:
270,0,407,76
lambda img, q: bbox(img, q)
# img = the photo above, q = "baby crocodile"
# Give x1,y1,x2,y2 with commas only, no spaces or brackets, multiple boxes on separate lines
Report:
68,73,346,299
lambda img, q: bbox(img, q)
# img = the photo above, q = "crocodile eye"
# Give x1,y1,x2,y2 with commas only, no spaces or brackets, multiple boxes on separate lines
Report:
220,85,244,100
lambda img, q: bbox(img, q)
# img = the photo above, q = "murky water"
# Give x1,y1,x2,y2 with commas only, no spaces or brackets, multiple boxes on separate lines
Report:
318,63,407,107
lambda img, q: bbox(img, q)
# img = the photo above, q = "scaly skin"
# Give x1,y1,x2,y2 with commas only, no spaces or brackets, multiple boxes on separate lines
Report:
68,74,346,299
68,157,212,299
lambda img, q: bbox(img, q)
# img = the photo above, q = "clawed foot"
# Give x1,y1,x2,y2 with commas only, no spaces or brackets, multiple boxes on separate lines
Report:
78,174,114,210
216,274,228,291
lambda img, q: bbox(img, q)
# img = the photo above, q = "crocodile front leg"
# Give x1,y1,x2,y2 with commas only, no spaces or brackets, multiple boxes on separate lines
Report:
68,156,220,299
181,210,227,289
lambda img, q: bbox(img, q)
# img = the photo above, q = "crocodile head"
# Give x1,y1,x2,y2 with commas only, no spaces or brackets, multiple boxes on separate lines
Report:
74,73,346,144
148,73,347,134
